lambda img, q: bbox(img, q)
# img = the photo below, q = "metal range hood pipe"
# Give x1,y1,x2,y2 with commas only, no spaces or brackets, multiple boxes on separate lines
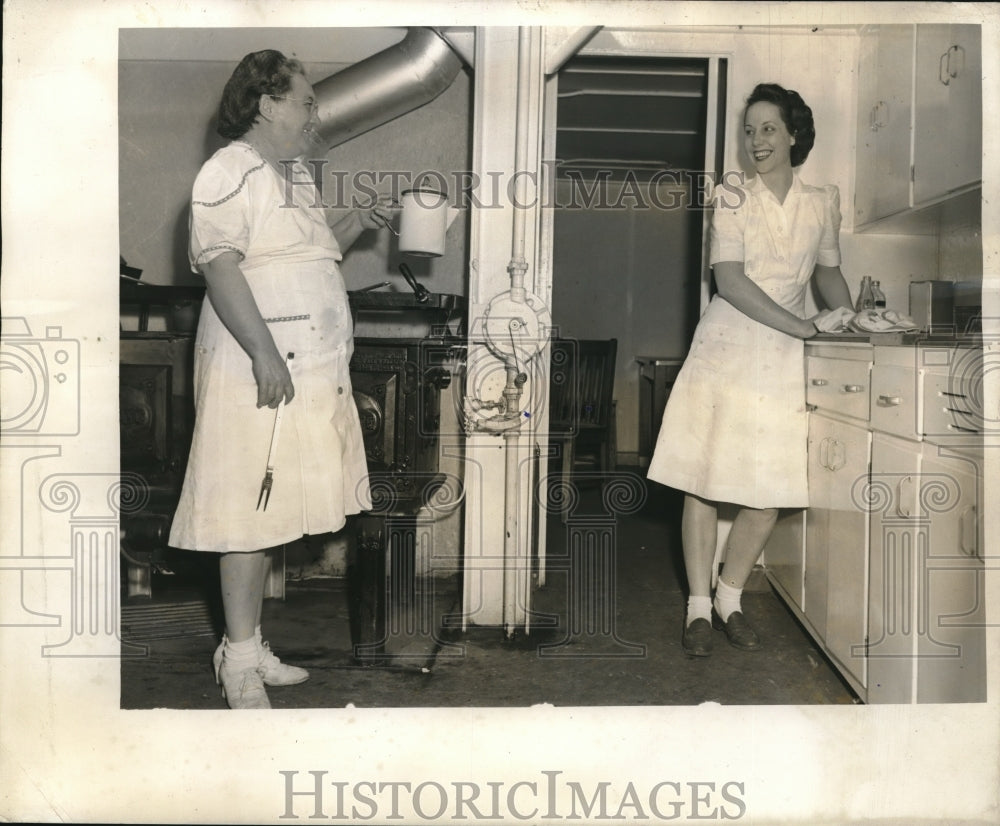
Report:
311,27,465,150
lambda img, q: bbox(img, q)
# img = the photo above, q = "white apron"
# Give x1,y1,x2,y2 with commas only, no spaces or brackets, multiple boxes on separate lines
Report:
647,175,842,509
169,259,371,552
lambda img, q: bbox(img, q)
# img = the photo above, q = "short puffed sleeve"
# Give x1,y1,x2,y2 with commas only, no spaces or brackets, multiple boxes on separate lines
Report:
816,184,842,268
188,154,265,272
708,183,749,265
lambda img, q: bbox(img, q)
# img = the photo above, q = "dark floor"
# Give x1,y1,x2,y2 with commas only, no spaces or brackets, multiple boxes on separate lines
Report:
120,481,859,709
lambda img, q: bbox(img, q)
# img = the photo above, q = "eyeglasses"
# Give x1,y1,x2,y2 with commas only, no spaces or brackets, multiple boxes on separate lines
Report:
270,95,318,116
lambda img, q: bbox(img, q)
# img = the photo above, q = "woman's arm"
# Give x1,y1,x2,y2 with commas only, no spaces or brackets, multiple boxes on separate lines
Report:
713,261,817,338
813,264,853,310
201,251,294,409
327,201,397,252
328,209,370,251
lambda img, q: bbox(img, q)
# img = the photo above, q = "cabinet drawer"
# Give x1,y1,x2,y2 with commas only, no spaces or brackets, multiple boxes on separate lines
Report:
806,356,871,421
922,368,984,438
870,364,919,439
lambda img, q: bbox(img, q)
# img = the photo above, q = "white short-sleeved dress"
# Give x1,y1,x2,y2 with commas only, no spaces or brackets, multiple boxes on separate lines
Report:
646,173,842,509
168,142,372,553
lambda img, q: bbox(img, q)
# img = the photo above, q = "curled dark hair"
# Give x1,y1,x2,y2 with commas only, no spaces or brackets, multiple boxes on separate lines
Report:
216,50,306,140
746,83,815,167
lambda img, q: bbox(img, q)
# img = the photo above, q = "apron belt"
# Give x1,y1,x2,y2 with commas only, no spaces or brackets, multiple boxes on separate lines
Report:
263,314,311,323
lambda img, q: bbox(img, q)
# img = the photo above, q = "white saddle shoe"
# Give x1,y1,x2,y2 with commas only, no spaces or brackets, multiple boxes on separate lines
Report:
219,663,270,710
214,636,310,688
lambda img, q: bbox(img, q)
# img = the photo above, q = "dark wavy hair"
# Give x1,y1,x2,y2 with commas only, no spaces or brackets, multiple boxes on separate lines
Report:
745,83,815,167
216,50,306,140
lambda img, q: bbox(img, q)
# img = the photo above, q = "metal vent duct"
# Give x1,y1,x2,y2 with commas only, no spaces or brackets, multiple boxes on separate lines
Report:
312,27,465,150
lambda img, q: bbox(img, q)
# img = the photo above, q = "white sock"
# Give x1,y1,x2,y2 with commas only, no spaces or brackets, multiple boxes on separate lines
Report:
254,625,263,649
686,595,712,627
714,580,743,622
223,636,259,670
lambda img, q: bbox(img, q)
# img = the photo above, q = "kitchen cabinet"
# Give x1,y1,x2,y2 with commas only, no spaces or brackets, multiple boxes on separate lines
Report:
854,24,982,230
854,26,912,226
802,345,873,693
913,445,985,703
763,342,873,697
867,344,986,703
866,431,921,703
764,341,986,703
806,413,870,689
912,25,982,205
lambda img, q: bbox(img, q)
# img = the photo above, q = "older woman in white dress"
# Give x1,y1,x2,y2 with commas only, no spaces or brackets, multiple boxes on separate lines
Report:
647,83,853,657
168,50,394,707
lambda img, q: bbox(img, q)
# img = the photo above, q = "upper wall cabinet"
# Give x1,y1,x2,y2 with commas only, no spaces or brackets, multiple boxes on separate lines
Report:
854,24,982,231
912,25,982,204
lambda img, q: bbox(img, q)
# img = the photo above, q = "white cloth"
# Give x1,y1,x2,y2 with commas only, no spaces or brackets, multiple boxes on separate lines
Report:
168,143,371,553
647,174,842,509
849,308,919,333
815,305,855,332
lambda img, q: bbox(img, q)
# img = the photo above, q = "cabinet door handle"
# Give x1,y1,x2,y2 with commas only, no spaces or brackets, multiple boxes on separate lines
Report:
877,394,902,407
828,439,847,472
940,45,965,85
817,437,847,472
870,100,888,131
959,505,978,557
842,384,864,394
811,378,828,386
895,475,913,518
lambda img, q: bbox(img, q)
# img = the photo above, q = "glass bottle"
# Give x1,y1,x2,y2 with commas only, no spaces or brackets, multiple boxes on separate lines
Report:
856,276,875,312
872,280,887,309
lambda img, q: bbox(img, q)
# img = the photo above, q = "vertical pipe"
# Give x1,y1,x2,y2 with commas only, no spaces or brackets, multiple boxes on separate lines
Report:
502,425,521,637
700,56,720,314
501,27,535,635
507,26,534,301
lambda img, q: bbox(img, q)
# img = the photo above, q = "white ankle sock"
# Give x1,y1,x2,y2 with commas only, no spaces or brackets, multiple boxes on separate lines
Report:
224,636,259,670
714,580,743,622
254,625,263,648
686,595,712,627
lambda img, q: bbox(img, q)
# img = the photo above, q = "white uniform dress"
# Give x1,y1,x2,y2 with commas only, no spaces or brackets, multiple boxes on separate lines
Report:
647,173,842,509
169,142,372,553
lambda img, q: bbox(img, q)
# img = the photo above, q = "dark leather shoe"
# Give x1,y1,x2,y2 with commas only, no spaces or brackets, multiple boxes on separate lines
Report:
682,618,713,657
713,610,761,651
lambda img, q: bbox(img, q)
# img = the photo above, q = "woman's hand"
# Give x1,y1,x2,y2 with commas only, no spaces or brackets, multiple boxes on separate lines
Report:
357,194,399,231
201,252,295,408
251,349,295,409
811,306,855,334
328,194,399,250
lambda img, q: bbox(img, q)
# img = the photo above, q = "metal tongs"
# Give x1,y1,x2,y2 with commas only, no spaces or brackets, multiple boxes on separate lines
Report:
256,352,294,511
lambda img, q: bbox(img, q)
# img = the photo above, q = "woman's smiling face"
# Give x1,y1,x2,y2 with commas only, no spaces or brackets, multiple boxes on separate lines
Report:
267,72,320,157
744,101,795,174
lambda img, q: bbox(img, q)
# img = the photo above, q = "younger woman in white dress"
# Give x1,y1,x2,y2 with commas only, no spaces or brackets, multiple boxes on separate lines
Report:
647,83,853,657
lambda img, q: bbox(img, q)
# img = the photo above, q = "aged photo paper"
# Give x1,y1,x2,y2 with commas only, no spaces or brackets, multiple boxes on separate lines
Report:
2,1,998,823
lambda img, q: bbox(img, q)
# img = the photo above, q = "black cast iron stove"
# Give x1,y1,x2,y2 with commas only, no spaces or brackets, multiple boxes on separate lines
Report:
346,291,466,661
